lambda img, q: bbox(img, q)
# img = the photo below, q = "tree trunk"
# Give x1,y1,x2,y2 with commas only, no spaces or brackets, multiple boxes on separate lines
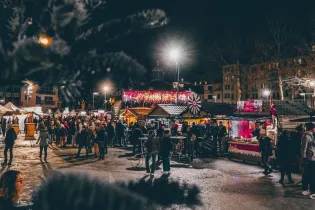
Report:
236,67,241,102
278,74,284,100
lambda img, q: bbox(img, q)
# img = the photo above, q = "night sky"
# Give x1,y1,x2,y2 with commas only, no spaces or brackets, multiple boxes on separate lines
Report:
1,0,314,101
121,0,314,83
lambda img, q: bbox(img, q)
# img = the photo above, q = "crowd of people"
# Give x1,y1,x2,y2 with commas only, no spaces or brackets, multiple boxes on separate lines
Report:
0,113,314,208
252,122,315,199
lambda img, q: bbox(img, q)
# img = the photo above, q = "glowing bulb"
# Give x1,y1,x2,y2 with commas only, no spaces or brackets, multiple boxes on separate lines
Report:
170,48,180,61
262,89,271,97
38,35,52,47
103,86,109,92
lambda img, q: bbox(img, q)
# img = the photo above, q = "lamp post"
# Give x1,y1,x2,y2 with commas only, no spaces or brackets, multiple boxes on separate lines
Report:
93,92,99,110
103,86,109,111
300,93,306,104
169,48,180,104
310,81,315,107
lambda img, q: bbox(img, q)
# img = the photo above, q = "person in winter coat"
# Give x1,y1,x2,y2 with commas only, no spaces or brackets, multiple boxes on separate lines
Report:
76,127,89,158
259,129,273,175
293,125,304,173
277,130,294,184
145,130,159,176
107,122,115,147
48,121,55,144
36,127,50,162
1,118,7,137
68,120,77,147
132,124,142,155
301,123,315,198
115,120,125,146
3,124,17,166
160,130,173,175
218,121,227,156
96,125,107,160
58,124,68,148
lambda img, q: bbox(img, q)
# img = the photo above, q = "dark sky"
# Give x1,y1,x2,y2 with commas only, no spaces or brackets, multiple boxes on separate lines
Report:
120,0,314,83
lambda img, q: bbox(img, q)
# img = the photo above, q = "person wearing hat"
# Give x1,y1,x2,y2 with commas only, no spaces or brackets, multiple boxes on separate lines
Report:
259,128,273,175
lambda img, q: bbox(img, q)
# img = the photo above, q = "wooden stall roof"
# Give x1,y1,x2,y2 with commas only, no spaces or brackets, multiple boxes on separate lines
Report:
120,107,153,119
148,104,188,118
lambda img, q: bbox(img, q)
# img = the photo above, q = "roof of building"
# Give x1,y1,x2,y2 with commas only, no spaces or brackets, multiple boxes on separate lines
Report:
272,100,312,115
148,104,188,117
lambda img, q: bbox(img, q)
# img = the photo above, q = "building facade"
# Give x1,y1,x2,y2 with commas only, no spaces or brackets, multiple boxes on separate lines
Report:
206,55,315,105
0,86,22,106
0,84,59,107
204,83,223,103
20,84,59,107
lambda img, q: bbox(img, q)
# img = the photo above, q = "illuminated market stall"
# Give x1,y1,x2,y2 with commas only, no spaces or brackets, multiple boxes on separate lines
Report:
227,99,312,164
227,100,272,163
119,107,153,125
122,90,192,107
147,104,188,128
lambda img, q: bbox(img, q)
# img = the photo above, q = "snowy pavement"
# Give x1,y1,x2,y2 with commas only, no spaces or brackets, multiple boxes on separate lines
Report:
0,134,313,209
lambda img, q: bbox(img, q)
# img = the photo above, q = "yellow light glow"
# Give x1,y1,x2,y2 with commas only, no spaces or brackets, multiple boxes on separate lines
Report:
38,35,52,47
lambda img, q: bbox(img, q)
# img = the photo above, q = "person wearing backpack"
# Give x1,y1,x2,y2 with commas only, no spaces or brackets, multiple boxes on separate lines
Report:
301,123,315,199
3,124,17,166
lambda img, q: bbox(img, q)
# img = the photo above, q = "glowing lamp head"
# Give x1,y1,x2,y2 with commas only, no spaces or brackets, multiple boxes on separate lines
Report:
38,35,52,47
262,89,271,97
103,86,109,92
169,48,180,62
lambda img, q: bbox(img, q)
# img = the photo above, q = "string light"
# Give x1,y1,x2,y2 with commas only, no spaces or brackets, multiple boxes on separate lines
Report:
122,90,191,103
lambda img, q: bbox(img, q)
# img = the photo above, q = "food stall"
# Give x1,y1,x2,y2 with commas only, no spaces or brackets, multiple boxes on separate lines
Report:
228,100,312,164
120,107,152,125
147,104,188,128
228,116,273,163
227,100,272,163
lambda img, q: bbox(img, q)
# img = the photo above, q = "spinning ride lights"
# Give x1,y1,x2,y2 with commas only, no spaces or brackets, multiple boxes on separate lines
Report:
187,93,201,116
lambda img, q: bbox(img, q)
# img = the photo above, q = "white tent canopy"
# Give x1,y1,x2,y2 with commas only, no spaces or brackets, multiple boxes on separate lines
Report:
0,105,12,116
4,102,26,113
63,107,70,114
23,106,44,116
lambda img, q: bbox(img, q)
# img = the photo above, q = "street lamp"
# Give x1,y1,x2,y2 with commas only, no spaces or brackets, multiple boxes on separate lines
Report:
262,89,272,106
103,86,110,111
92,92,99,110
38,35,52,47
169,48,180,104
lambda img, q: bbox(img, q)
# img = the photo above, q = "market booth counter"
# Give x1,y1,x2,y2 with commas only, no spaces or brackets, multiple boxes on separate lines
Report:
25,123,36,139
226,114,274,164
228,137,261,163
